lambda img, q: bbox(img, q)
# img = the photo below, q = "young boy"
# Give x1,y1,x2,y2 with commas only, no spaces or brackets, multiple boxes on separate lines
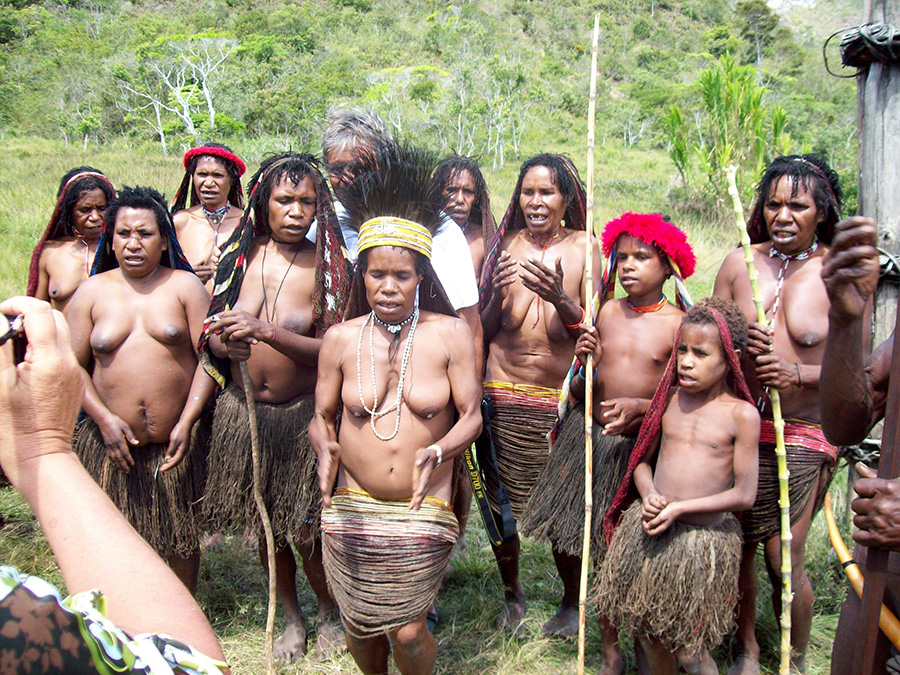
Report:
594,297,760,675
520,212,695,671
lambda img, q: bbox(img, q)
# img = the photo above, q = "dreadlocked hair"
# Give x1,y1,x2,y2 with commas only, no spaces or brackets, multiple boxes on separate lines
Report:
428,155,493,233
683,297,749,356
747,153,843,245
94,186,192,274
341,141,442,235
55,166,117,236
602,296,754,542
171,142,245,213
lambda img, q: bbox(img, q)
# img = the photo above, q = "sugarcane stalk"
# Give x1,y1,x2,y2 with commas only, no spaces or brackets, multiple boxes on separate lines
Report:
823,494,900,648
725,165,792,675
240,360,277,675
577,13,600,675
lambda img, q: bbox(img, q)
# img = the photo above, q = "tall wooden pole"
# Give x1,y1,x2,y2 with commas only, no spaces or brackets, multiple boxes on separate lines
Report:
577,14,600,675
855,3,900,673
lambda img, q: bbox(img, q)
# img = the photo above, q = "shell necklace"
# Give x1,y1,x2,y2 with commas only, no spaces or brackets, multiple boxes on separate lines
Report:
357,307,419,441
203,202,230,245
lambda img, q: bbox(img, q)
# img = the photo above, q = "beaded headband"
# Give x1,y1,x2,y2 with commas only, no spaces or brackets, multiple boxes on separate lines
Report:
357,216,432,259
183,146,246,176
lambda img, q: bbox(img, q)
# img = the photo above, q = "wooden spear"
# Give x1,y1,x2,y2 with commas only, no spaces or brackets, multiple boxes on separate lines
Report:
856,314,900,675
725,166,792,675
240,360,278,675
577,13,600,675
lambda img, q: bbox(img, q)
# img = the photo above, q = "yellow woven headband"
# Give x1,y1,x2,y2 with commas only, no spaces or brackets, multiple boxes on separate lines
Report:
357,217,432,259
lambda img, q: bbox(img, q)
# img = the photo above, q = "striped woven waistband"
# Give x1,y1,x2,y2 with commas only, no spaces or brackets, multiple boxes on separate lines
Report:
759,418,838,461
483,380,562,407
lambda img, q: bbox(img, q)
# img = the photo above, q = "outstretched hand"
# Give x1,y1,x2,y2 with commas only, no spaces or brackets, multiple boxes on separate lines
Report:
0,297,84,487
520,256,566,304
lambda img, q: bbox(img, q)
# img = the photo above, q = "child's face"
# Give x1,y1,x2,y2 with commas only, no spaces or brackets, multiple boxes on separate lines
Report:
615,234,670,299
676,322,728,394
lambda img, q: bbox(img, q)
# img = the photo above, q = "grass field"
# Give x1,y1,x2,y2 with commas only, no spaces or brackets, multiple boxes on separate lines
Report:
0,138,856,673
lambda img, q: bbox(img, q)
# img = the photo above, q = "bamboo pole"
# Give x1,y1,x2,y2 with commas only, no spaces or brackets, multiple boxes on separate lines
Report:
577,13,601,675
240,361,278,675
823,494,900,649
724,166,792,675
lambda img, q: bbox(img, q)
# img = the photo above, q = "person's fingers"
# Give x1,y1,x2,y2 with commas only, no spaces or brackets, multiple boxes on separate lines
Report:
0,313,12,374
852,478,878,501
856,464,877,479
0,297,58,360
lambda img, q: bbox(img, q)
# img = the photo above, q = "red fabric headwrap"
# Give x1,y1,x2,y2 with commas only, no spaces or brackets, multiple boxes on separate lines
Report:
601,212,696,279
182,146,246,176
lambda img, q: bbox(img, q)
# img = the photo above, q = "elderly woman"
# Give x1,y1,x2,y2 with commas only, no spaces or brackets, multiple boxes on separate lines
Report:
310,144,481,675
27,167,117,312
713,154,844,675
66,186,211,594
479,153,600,633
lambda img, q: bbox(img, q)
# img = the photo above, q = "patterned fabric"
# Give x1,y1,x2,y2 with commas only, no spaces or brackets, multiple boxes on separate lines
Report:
758,417,838,462
0,566,226,674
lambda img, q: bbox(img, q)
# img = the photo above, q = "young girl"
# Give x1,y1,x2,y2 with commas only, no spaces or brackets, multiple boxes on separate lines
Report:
594,297,760,675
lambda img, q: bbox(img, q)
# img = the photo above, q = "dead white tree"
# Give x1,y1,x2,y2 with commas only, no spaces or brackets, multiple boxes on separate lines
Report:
179,36,238,130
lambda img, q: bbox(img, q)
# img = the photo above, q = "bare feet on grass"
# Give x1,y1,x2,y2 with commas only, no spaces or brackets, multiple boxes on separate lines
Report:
541,604,579,638
597,650,623,675
314,609,345,662
679,648,717,675
496,598,527,637
274,618,307,662
728,653,761,675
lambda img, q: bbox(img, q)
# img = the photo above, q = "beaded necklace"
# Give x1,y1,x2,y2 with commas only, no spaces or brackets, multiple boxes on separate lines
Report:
627,294,667,313
260,236,302,324
203,203,230,245
528,226,562,328
357,307,419,441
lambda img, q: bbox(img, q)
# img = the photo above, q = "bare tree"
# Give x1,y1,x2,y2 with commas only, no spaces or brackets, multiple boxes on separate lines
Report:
178,36,238,129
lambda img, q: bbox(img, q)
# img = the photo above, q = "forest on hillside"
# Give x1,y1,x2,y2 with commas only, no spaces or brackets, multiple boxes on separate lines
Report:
0,0,861,209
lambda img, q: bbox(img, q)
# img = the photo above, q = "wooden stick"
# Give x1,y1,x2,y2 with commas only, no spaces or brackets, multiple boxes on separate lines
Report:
725,166,792,675
855,307,900,675
824,494,900,650
240,361,278,675
577,13,600,675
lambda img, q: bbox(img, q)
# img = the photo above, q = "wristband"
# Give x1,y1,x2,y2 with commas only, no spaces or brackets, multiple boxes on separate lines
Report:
564,306,586,329
427,444,442,467
796,363,802,387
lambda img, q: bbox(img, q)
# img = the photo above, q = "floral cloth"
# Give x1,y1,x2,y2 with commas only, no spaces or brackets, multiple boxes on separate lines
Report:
0,566,226,674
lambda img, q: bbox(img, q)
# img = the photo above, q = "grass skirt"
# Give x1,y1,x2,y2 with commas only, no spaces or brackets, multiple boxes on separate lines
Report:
593,501,742,653
742,440,835,545
520,405,634,558
482,381,560,519
204,383,319,542
73,414,209,559
321,488,458,638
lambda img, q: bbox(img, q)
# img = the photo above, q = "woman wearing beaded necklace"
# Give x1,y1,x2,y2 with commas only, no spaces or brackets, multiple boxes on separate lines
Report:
310,144,481,675
713,154,844,675
27,167,116,313
172,143,246,290
201,153,350,662
477,153,600,634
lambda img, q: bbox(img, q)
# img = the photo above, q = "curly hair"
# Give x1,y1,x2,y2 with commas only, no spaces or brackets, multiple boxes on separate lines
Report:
682,296,749,356
747,154,843,246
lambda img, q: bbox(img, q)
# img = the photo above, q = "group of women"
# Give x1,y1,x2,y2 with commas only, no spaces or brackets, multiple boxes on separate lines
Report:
24,139,846,674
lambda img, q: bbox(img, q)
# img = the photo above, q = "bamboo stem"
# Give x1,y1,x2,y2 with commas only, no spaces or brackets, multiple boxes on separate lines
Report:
824,494,900,649
725,166,792,675
240,361,278,675
577,13,600,675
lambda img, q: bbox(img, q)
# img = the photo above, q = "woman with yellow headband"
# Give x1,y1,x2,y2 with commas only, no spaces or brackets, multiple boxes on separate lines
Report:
310,143,482,675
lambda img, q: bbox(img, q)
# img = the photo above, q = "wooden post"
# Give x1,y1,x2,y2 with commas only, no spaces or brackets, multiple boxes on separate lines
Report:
855,4,900,672
859,0,900,348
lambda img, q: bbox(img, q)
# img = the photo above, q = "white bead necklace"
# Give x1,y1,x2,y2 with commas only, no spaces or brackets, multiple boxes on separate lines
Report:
356,307,419,441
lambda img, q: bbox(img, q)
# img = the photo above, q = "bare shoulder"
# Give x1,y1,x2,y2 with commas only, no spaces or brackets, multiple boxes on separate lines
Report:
323,316,363,346
422,311,471,338
171,269,209,295
731,397,761,426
